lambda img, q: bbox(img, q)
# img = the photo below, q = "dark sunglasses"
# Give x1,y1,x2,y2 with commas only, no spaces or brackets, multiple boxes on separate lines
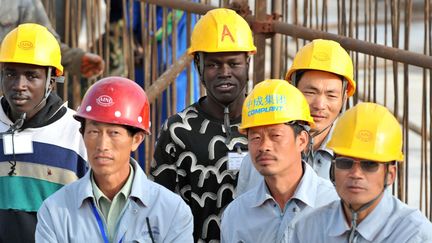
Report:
333,157,381,173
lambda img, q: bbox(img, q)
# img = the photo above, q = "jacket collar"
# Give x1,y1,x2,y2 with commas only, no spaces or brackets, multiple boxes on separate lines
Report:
251,162,322,209
76,158,152,208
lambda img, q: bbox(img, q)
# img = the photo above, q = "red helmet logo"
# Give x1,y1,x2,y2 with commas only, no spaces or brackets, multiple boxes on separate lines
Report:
96,95,114,107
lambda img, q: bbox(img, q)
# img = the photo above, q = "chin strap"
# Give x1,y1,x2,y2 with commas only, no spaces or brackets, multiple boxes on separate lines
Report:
345,191,383,243
4,112,26,176
303,122,332,164
223,106,232,145
344,164,390,243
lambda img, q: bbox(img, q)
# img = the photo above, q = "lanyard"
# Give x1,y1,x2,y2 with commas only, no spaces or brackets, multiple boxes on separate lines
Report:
90,201,124,243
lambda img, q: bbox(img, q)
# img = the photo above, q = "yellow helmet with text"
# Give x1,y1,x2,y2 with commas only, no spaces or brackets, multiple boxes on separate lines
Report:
285,39,355,97
239,79,314,133
188,8,256,54
327,102,404,162
0,23,63,76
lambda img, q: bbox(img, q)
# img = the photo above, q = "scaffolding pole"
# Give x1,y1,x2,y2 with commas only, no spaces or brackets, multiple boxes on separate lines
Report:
146,53,194,103
142,0,432,69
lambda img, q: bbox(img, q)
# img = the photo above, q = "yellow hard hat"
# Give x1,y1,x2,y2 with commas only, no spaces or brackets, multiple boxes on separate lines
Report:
239,79,314,133
0,23,63,76
187,8,256,55
327,102,404,162
285,39,355,97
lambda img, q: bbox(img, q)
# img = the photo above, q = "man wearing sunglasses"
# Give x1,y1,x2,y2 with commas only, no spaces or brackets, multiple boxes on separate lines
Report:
237,39,356,196
292,102,432,243
221,79,338,243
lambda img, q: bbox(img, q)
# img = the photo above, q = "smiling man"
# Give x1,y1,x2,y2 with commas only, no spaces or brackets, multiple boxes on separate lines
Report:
293,102,432,243
150,8,256,242
0,23,87,243
237,39,356,196
221,79,338,243
36,77,193,242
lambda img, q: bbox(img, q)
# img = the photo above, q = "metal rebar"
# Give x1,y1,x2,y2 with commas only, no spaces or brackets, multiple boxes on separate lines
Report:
421,58,427,212
403,0,413,204
253,0,267,83
186,11,192,105
141,0,432,70
105,0,111,76
384,0,388,107
172,10,178,114
146,53,193,104
372,0,377,103
141,0,213,15
271,0,282,78
366,0,371,102
427,0,432,220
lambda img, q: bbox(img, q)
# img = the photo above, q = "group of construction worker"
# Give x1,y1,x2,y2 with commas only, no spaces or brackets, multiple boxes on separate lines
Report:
0,6,431,243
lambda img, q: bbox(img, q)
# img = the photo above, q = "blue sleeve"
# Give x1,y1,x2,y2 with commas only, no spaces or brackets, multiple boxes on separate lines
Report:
163,199,194,242
35,201,59,243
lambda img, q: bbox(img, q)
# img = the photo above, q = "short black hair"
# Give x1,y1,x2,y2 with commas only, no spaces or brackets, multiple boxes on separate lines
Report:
286,121,309,138
79,119,142,137
294,69,344,85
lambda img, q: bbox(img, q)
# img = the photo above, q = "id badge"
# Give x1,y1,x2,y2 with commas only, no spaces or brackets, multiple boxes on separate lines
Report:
3,133,33,155
227,151,247,171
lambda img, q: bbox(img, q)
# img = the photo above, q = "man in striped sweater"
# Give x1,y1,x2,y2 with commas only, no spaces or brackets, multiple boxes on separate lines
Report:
0,23,87,243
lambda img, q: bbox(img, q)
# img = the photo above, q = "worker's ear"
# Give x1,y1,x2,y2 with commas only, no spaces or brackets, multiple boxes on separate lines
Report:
48,78,55,92
386,163,397,186
131,131,145,152
296,130,309,153
330,163,335,185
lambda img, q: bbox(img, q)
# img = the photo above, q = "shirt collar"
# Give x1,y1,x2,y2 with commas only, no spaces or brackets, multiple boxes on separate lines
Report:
76,158,150,208
251,162,323,208
355,189,393,240
328,201,351,237
90,164,135,206
127,158,152,207
328,190,393,240
250,177,273,207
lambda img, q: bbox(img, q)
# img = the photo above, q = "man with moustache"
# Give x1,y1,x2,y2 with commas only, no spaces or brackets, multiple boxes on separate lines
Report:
236,39,356,196
221,79,338,243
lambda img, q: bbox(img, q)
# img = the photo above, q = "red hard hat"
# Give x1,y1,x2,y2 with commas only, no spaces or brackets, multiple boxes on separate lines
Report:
74,76,150,134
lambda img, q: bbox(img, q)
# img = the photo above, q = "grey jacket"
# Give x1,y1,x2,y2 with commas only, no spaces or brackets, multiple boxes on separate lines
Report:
36,159,194,243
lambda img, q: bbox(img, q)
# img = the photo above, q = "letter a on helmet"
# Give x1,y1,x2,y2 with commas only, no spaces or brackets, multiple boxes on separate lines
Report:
188,8,256,54
221,25,235,43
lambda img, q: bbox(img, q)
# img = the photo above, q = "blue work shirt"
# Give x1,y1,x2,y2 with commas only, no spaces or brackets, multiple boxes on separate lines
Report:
221,162,338,243
292,190,432,243
36,159,194,243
